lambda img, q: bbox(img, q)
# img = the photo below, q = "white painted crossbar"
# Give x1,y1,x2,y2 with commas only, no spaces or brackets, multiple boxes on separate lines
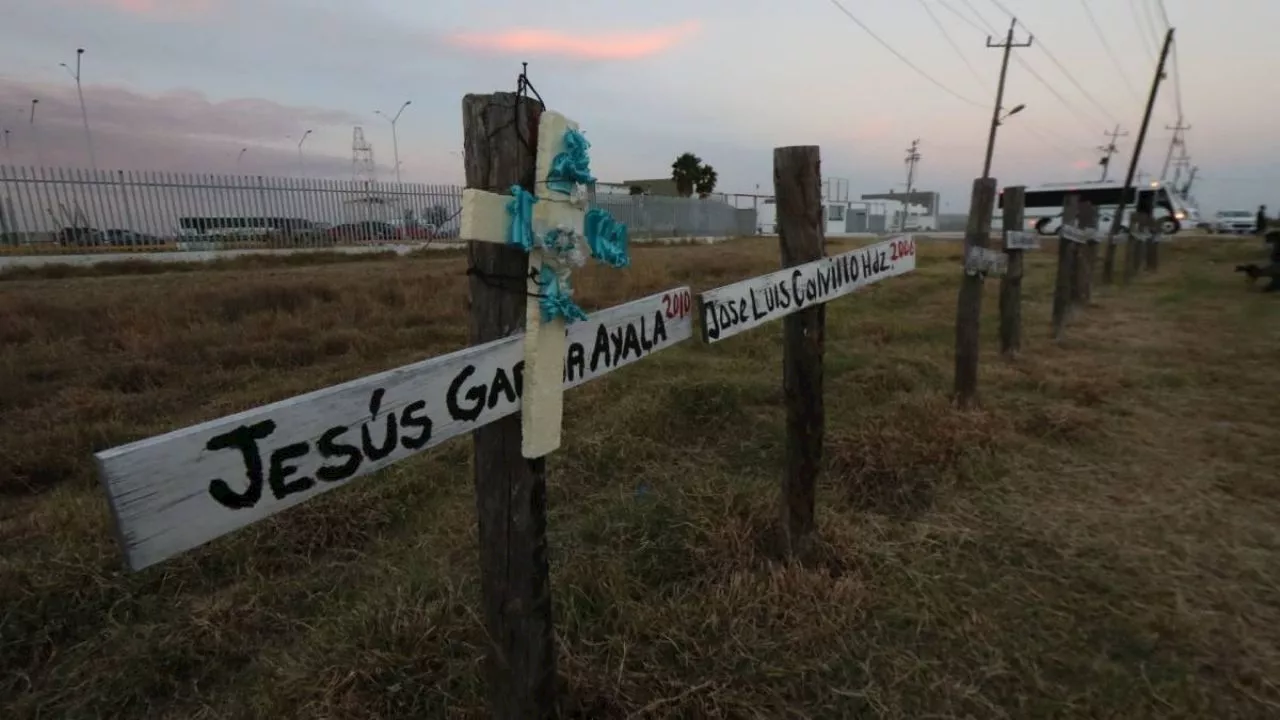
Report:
697,235,916,344
97,286,694,571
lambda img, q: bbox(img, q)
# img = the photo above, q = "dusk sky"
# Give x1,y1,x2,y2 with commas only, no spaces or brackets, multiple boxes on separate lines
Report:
3,0,1277,213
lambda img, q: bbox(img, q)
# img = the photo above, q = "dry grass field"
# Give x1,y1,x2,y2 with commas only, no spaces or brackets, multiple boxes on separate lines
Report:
2,236,1279,718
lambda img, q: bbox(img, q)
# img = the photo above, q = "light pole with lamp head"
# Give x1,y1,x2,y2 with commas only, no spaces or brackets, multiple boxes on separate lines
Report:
237,147,247,171
60,48,96,171
374,101,410,183
296,129,313,174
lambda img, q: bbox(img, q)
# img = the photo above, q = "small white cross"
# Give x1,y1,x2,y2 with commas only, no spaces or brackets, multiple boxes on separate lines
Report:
460,110,626,458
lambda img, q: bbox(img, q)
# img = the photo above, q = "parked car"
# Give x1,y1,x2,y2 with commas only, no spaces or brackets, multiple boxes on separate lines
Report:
1213,210,1257,234
326,221,398,243
57,226,106,246
104,229,164,247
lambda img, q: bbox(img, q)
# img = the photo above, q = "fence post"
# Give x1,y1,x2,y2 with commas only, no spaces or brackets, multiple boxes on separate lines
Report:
1052,193,1079,340
998,186,1026,357
775,146,825,558
1145,216,1160,272
461,91,557,720
1078,201,1098,304
953,177,997,408
1124,210,1145,285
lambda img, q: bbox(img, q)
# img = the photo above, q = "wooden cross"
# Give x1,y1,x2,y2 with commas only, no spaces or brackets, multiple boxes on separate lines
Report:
459,110,626,458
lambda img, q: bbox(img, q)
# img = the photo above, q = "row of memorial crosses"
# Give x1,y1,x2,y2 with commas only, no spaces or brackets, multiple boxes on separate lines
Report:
460,110,630,459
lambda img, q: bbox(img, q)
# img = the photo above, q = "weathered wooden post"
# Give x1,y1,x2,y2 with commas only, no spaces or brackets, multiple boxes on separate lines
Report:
698,149,915,555
1051,194,1079,340
954,177,997,408
93,86,695,720
461,91,557,719
774,146,825,557
1145,215,1161,272
998,186,1028,356
1078,200,1098,304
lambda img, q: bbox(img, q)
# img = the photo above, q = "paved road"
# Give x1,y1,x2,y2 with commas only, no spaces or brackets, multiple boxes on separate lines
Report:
0,234,961,270
0,243,441,270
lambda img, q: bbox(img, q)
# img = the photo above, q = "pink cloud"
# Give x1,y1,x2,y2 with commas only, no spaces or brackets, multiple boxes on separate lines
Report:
66,0,215,20
448,20,701,60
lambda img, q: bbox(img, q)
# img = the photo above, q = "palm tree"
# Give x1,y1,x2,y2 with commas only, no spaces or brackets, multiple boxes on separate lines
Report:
671,152,716,198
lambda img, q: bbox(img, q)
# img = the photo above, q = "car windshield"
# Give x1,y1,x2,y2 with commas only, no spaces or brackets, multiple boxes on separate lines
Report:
1220,211,1251,218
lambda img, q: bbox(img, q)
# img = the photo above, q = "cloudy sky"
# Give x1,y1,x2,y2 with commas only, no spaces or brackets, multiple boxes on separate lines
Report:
2,0,1277,213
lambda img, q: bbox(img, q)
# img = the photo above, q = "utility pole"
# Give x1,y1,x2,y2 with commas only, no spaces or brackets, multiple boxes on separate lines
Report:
1159,118,1190,182
982,18,1033,179
1103,26,1174,286
903,139,921,232
1097,125,1128,182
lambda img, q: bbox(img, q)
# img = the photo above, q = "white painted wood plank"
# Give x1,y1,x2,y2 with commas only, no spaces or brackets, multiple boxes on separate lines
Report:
1005,230,1041,250
521,248,567,458
697,235,917,344
964,245,1007,277
460,188,512,244
96,286,695,571
1059,225,1089,244
532,197,585,237
535,111,578,200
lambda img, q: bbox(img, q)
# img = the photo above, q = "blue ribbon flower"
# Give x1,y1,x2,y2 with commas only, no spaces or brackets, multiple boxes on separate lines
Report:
504,184,538,252
546,128,596,195
584,208,630,269
537,263,588,324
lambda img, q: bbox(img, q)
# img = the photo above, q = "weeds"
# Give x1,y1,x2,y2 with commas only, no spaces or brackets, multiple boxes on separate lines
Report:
2,236,1279,717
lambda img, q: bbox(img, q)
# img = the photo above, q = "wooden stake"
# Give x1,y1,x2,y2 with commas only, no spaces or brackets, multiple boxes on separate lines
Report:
954,177,997,408
774,145,825,557
1052,194,1078,341
998,186,1026,356
461,91,557,720
1079,200,1098,304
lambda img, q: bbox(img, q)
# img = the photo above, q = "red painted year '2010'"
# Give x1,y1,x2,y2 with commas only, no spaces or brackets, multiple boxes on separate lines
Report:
889,236,916,262
662,289,692,320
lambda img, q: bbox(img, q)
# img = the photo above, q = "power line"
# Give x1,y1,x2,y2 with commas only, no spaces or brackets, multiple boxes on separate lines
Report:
915,0,989,92
986,0,1120,126
1139,0,1165,51
1078,0,1142,103
1130,0,1157,59
936,0,990,35
935,0,1100,154
959,0,1000,34
1010,54,1105,129
824,0,985,108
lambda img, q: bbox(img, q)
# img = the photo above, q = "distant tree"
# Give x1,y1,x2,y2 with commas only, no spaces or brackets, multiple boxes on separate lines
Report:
629,185,645,195
695,166,718,198
671,152,717,198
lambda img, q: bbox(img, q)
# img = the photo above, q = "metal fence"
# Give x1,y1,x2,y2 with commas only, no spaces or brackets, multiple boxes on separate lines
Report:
0,166,755,251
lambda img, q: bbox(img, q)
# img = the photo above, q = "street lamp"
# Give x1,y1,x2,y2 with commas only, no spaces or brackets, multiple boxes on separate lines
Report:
297,129,313,174
374,100,410,183
29,99,42,166
237,147,248,170
59,48,96,171
996,103,1026,126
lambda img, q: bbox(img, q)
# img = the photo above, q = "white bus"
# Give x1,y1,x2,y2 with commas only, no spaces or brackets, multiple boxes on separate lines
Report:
1000,181,1195,236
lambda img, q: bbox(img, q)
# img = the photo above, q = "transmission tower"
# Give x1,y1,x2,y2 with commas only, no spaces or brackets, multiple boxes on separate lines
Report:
351,126,377,184
1160,119,1191,182
1097,125,1128,182
902,139,921,231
